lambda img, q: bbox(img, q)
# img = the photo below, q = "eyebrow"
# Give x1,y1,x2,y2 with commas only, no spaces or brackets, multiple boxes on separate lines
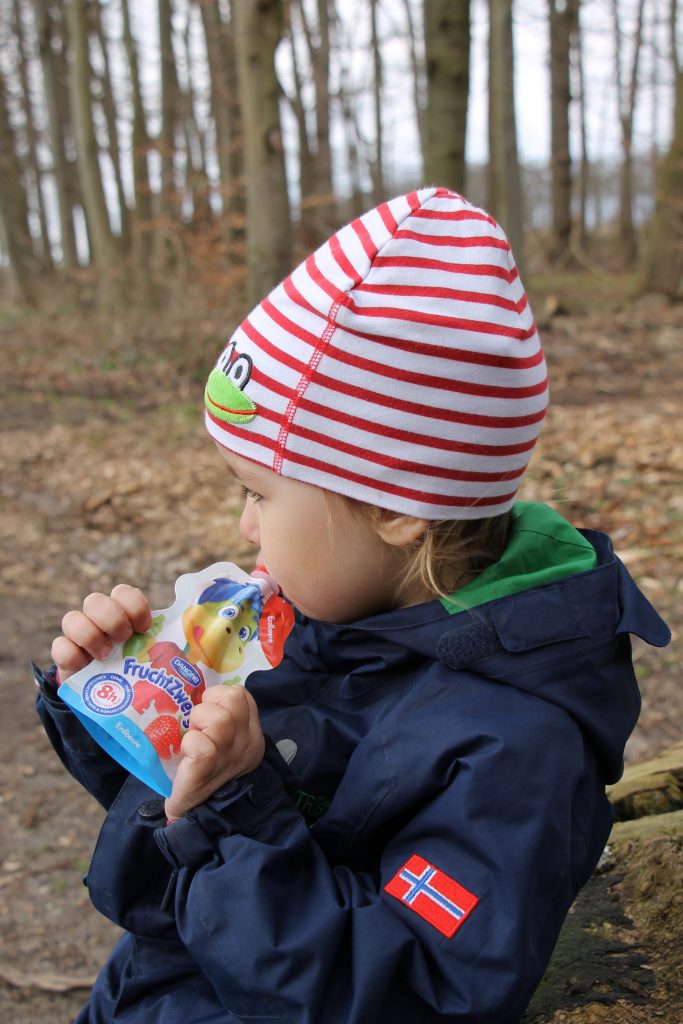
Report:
222,453,261,488
217,444,267,487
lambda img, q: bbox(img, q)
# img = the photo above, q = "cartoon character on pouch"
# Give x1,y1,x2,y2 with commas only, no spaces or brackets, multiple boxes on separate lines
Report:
124,579,258,726
181,578,260,673
116,578,290,758
124,578,260,677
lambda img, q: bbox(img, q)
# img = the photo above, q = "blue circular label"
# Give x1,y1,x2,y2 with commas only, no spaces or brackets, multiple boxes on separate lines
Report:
83,673,133,716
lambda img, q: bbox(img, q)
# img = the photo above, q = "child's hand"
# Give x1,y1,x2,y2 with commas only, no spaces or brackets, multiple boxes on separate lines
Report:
51,585,152,682
165,686,265,821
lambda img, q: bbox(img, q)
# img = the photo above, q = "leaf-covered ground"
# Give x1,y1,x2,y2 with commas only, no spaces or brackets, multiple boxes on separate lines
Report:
0,283,680,1021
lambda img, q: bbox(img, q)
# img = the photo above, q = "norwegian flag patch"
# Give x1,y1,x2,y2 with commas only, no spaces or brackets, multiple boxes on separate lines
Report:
384,854,479,938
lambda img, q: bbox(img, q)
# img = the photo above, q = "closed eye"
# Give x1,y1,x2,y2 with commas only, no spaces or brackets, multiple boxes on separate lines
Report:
240,485,263,503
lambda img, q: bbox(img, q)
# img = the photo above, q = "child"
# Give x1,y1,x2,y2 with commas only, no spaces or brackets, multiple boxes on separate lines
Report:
37,187,670,1023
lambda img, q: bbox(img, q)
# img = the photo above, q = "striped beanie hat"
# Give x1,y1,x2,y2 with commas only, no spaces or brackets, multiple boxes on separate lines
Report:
205,186,548,520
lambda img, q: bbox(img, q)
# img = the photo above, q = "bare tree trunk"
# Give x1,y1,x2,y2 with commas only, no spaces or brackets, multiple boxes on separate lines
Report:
645,64,682,295
198,0,244,251
32,0,78,268
549,0,573,261
232,0,292,304
200,0,231,188
571,0,589,247
0,71,38,302
423,0,470,194
158,0,181,237
289,0,336,241
285,0,315,201
65,0,117,271
179,13,211,225
403,0,427,167
292,0,333,198
369,0,385,202
54,0,90,259
12,0,53,270
487,0,523,265
91,0,129,247
649,0,661,188
311,0,334,201
121,0,152,248
671,0,679,75
220,4,246,246
611,0,646,265
332,6,365,217
199,0,236,225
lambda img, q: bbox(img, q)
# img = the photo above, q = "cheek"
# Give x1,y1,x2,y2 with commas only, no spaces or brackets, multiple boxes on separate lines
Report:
268,507,313,556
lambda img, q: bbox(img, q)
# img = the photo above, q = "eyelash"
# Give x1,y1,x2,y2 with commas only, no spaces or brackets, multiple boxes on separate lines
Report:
240,485,263,503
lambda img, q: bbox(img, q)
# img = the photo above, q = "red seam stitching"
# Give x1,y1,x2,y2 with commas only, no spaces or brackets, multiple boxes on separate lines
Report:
273,300,342,473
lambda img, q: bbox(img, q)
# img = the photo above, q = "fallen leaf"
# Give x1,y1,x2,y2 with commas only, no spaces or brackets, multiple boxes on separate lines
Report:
0,963,96,992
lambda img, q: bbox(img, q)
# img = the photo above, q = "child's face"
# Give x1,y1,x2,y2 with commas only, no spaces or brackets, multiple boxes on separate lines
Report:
221,450,417,623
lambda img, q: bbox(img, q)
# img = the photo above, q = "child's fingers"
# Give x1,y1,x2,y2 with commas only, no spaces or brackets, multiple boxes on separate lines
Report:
109,585,152,633
82,592,136,643
186,702,239,758
164,733,220,821
180,728,219,768
187,699,232,732
175,730,220,790
201,684,243,708
165,687,265,820
188,688,257,751
60,608,116,660
51,635,92,680
49,585,151,685
201,683,258,720
192,685,251,725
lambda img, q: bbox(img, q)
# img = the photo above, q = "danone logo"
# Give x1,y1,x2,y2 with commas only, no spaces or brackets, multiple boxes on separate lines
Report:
205,339,257,425
170,656,202,688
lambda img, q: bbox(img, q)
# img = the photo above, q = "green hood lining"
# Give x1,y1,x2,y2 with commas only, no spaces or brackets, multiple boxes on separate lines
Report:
440,502,598,615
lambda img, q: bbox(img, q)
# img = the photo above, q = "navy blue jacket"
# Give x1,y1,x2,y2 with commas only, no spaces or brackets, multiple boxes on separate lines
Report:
36,525,669,1023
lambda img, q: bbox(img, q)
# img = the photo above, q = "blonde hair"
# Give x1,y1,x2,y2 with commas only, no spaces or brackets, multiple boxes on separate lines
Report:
337,496,511,601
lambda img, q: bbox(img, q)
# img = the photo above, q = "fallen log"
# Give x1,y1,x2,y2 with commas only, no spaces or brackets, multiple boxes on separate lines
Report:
525,744,683,1022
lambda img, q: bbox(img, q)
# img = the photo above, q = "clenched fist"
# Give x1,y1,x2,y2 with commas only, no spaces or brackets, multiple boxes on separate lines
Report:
165,684,265,821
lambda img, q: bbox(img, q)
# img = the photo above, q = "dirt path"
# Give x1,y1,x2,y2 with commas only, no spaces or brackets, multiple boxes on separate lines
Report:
0,295,681,1021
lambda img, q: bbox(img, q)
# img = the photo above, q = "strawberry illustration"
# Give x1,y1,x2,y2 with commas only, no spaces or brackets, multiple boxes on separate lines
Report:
144,715,183,760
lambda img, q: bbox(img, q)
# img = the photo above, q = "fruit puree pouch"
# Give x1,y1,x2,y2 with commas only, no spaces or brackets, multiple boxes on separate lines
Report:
58,563,294,797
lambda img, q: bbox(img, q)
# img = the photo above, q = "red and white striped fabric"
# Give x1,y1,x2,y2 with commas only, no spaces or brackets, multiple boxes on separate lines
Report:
204,186,548,520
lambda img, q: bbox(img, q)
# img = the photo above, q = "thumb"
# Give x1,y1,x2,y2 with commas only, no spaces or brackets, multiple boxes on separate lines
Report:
164,730,217,820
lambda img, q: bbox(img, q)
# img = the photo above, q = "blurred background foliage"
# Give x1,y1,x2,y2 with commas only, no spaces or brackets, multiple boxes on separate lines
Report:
0,0,680,327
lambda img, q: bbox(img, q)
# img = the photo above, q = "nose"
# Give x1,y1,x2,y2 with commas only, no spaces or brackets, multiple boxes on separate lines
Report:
239,501,260,546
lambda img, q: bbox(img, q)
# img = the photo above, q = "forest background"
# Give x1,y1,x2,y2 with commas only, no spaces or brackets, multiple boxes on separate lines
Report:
0,0,682,1020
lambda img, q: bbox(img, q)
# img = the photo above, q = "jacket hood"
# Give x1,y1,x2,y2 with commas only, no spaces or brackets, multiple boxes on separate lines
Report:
305,503,670,784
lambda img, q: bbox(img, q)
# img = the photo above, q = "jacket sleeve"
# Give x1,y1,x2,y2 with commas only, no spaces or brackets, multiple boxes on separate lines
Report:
154,688,605,1024
33,662,128,810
